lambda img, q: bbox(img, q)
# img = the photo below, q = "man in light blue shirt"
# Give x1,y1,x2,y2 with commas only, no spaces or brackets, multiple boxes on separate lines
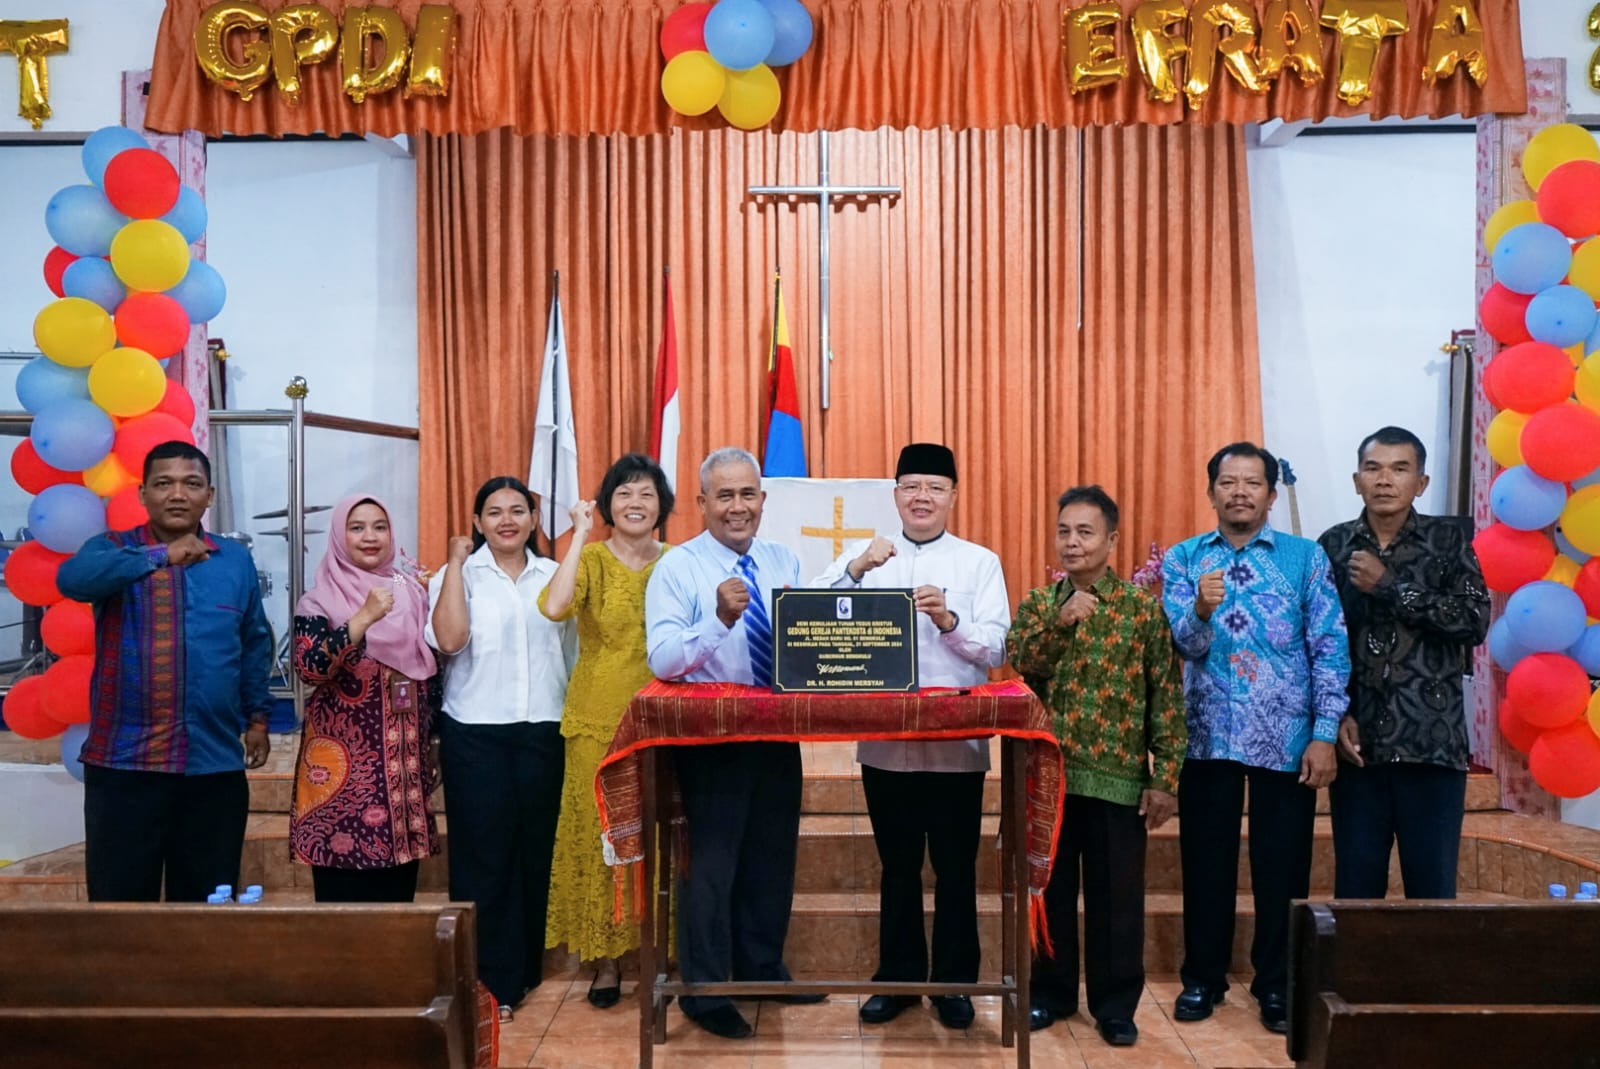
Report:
645,446,810,1040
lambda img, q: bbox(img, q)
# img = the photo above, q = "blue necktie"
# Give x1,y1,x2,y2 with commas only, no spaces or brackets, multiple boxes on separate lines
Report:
737,554,773,689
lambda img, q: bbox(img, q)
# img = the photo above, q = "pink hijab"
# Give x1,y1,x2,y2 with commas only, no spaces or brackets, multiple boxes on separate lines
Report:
294,494,436,681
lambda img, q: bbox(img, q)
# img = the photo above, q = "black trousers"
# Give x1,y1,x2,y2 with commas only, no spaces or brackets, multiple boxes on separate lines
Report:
83,765,248,903
1178,758,1315,1001
1034,793,1147,1022
312,860,421,903
860,765,985,985
673,741,803,1019
438,716,563,1007
1329,761,1466,899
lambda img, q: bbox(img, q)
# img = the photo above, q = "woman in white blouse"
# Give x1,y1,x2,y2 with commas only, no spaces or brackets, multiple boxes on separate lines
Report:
426,476,577,1022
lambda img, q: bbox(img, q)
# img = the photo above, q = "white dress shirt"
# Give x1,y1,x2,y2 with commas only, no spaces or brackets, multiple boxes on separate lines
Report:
813,531,1011,772
646,531,801,683
425,544,577,725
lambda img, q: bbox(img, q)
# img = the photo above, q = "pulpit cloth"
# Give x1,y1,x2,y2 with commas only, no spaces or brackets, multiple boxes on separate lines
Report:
595,678,1065,947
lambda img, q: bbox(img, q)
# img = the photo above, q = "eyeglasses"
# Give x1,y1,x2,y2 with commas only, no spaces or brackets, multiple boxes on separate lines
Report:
894,481,953,497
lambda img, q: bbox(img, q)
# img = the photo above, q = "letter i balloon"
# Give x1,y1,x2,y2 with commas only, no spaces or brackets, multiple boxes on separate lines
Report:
4,126,229,742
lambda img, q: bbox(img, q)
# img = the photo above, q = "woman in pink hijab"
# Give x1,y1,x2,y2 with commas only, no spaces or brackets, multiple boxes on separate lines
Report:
290,495,440,902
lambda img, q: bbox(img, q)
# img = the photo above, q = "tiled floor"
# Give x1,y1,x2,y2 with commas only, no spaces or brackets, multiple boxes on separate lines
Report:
494,972,1292,1068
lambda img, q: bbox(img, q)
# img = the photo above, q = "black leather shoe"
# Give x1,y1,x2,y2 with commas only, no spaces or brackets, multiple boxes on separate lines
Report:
1258,993,1288,1034
1097,1018,1138,1046
690,1005,753,1039
931,995,975,1029
859,994,917,1023
1173,984,1224,1021
1028,1003,1057,1032
586,981,621,1009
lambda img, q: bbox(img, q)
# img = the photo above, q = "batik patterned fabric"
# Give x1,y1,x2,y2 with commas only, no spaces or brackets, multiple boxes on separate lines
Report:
290,615,441,869
1161,526,1350,773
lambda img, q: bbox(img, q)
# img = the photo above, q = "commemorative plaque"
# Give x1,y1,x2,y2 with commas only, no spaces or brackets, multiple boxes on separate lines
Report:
770,588,918,693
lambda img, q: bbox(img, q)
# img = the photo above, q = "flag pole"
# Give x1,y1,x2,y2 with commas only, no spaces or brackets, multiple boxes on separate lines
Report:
549,269,560,548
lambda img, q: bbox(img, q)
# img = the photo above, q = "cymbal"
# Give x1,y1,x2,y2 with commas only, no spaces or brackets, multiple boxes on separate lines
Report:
260,527,326,538
252,505,332,520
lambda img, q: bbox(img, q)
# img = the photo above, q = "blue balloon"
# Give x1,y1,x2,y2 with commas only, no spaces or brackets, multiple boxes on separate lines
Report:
1489,615,1534,671
160,185,208,245
60,256,127,314
1505,579,1589,652
58,722,89,783
760,0,813,66
27,484,107,554
1584,314,1600,358
15,357,91,415
1491,464,1570,530
82,126,149,187
1569,623,1600,677
166,260,227,324
30,399,114,473
45,185,128,258
1526,284,1598,348
1493,223,1573,296
704,0,777,71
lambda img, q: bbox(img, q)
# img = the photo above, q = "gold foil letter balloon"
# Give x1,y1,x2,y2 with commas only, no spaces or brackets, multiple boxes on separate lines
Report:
193,1,271,101
340,6,410,103
1423,0,1486,87
406,5,458,98
1258,0,1324,84
270,4,338,106
1129,1,1188,104
1185,0,1271,110
1587,2,1600,93
1319,1,1409,106
1062,3,1127,94
0,20,70,129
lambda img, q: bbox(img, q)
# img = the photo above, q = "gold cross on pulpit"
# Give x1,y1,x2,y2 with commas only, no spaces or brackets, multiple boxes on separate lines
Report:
800,495,877,558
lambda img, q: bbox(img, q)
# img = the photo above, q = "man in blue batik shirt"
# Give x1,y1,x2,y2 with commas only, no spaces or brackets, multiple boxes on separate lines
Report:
1160,442,1349,1036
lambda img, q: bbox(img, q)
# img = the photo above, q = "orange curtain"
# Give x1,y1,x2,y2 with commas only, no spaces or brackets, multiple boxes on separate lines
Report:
417,123,1261,597
149,0,1524,138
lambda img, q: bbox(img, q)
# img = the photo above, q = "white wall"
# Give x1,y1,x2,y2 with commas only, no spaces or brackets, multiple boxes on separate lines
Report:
0,0,166,135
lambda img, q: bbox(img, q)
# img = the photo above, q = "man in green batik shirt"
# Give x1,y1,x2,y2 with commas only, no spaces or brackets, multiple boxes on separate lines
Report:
1007,485,1186,1049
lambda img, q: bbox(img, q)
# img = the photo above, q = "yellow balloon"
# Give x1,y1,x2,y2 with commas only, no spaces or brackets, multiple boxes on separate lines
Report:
717,63,780,131
1484,200,1542,257
1578,355,1600,412
33,297,116,368
109,220,191,293
81,453,137,497
1562,484,1600,556
1547,554,1582,587
662,51,725,117
1587,687,1600,740
1523,123,1600,192
1487,409,1528,468
88,346,166,418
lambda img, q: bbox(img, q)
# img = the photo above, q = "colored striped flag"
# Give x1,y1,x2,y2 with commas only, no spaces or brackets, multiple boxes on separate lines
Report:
762,272,806,477
650,268,680,493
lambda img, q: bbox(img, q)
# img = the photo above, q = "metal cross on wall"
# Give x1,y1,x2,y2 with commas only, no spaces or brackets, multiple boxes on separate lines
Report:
748,131,901,415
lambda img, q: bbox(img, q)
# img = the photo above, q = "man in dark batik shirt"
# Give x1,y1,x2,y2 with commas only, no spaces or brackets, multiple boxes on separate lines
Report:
1317,426,1489,900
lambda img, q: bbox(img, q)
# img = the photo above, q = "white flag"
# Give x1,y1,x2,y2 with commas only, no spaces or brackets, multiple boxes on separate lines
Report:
529,287,580,541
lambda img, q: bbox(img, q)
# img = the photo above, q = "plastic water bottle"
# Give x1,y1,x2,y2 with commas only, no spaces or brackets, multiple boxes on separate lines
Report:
1576,892,1595,901
1580,881,1597,898
237,891,261,905
214,883,234,902
206,892,229,904
1549,883,1569,898
244,884,263,900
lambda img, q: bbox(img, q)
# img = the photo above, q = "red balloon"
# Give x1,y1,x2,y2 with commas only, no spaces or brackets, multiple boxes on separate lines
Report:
40,600,95,657
1536,160,1600,240
114,293,190,357
1507,652,1590,729
1499,698,1544,755
154,377,196,429
1491,342,1575,413
10,439,82,495
661,1,713,58
106,485,149,531
113,412,194,475
3,541,68,607
1481,356,1505,409
2,675,63,739
1473,523,1556,593
40,655,94,726
1480,284,1534,347
101,148,180,220
43,246,77,299
1529,721,1600,798
1521,402,1600,482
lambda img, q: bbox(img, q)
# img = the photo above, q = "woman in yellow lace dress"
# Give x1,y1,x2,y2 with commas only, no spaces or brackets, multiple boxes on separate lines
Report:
539,453,672,1008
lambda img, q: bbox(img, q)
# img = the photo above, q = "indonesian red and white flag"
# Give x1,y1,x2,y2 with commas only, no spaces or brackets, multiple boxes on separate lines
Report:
650,268,680,493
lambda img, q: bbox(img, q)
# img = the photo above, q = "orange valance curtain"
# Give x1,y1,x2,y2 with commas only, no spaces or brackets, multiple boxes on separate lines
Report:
148,0,1524,138
416,123,1261,595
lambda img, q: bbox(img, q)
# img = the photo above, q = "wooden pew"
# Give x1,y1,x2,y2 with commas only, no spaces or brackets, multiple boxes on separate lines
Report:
0,902,480,1069
1288,900,1600,1069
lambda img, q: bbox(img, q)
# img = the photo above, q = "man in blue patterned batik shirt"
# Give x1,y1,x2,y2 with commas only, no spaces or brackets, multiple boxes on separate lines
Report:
1160,442,1349,1036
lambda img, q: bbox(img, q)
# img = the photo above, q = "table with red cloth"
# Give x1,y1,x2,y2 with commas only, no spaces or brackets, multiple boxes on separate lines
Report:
595,678,1065,1068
